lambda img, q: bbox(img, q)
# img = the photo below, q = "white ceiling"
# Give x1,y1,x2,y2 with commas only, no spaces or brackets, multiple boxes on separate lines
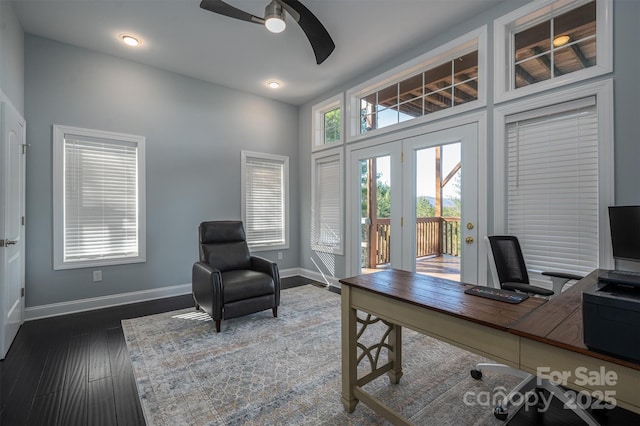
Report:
13,0,504,105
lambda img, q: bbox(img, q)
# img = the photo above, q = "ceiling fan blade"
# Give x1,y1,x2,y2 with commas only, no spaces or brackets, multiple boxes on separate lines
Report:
200,0,265,25
277,0,335,64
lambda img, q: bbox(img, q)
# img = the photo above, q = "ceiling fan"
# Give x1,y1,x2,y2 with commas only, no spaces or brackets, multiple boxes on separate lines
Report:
199,0,335,65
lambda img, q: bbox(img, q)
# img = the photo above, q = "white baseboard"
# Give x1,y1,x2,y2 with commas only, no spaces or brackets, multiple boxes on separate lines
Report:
297,268,341,289
279,267,302,278
24,267,314,321
25,283,192,321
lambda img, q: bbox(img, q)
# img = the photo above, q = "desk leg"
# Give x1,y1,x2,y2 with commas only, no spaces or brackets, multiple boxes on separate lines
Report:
341,286,359,412
387,324,403,384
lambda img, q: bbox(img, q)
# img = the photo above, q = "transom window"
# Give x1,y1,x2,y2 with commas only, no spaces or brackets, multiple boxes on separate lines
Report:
359,50,478,133
312,94,343,151
494,0,612,103
323,107,341,144
347,27,486,142
514,1,596,89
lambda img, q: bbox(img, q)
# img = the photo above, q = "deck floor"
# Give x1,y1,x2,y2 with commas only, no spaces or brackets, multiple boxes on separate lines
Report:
363,255,461,281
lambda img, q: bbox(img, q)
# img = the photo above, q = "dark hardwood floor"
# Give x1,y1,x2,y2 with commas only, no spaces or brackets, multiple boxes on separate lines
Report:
1,276,637,425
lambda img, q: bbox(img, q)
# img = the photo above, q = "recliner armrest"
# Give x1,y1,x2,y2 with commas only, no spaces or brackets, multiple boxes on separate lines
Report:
192,262,223,318
250,256,281,305
250,256,278,279
502,281,554,297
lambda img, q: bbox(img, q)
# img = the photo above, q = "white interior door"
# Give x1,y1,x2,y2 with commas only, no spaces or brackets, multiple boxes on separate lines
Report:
401,123,478,283
0,98,26,360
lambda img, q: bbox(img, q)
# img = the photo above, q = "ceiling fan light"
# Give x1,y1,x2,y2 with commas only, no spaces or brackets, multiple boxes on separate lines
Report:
264,1,286,33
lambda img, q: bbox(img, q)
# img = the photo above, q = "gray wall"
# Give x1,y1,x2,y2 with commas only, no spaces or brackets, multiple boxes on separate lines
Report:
0,0,24,113
297,0,640,279
24,35,299,307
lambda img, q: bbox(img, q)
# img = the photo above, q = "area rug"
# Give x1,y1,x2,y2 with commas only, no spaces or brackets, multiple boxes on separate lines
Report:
123,285,518,425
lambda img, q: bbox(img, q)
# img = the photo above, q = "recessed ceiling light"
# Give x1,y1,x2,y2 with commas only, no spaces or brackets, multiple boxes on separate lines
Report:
267,81,280,89
553,35,570,47
120,34,140,47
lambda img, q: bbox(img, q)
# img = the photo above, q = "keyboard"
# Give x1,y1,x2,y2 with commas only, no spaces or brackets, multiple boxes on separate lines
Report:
598,270,640,288
464,286,529,304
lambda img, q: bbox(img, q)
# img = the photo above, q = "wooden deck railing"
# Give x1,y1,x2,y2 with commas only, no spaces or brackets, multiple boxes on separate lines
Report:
371,217,460,266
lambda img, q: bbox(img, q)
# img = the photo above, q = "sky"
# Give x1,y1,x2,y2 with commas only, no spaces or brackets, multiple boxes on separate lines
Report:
372,142,461,197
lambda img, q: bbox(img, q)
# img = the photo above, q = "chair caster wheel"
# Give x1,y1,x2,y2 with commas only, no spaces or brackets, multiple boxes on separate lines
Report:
470,369,483,380
494,406,508,421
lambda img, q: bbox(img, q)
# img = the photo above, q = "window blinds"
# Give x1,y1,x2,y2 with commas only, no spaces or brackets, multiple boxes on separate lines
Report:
64,136,139,262
244,156,286,247
313,155,342,251
506,97,598,286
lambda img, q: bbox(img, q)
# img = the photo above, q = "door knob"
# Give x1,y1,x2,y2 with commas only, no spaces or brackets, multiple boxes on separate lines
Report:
466,222,474,230
465,237,474,244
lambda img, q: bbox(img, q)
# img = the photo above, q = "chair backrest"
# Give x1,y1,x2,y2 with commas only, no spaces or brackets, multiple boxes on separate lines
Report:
486,235,530,288
199,221,251,272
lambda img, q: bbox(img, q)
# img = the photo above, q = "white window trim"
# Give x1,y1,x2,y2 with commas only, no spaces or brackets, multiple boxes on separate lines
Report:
241,150,290,252
346,26,487,144
494,0,613,104
493,79,615,269
312,93,344,152
311,147,344,254
52,125,146,270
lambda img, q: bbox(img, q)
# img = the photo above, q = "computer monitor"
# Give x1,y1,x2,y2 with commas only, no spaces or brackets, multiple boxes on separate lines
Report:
609,206,640,262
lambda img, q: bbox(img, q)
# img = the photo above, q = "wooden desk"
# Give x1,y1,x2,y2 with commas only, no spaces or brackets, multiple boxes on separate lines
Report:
510,269,640,414
340,269,640,424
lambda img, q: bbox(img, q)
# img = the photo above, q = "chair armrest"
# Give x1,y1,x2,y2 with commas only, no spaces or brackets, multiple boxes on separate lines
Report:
541,271,584,281
192,262,223,318
502,282,554,297
250,256,279,279
250,256,281,304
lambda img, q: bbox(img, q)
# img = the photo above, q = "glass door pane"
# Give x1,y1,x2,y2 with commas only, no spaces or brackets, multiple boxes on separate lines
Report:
414,144,461,281
402,123,478,283
348,142,402,276
360,156,392,273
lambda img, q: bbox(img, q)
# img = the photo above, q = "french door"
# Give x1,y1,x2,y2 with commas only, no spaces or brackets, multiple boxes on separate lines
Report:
347,123,479,283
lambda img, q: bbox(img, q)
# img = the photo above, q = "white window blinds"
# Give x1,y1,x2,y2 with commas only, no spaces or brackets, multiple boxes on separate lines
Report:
242,152,289,250
506,97,599,286
312,154,342,253
53,125,146,270
64,136,139,261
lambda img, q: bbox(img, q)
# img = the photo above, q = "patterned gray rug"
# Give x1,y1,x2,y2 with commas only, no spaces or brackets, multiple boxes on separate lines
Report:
123,285,517,425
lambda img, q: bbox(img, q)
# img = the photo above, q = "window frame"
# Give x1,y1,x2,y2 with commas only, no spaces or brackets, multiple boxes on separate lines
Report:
311,147,344,254
346,26,487,143
492,79,615,271
241,150,290,252
52,125,146,270
312,93,343,152
493,0,613,104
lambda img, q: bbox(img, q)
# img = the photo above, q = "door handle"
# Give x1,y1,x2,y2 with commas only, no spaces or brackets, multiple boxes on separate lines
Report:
465,237,474,244
1,239,17,247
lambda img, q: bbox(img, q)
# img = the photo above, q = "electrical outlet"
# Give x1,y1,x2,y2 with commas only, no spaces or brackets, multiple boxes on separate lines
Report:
277,252,283,260
93,270,102,282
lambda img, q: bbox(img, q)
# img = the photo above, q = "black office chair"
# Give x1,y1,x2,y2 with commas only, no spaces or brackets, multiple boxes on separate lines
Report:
471,235,594,423
192,221,280,332
486,235,583,296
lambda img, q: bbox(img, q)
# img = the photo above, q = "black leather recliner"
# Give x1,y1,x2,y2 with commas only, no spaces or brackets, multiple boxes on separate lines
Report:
192,221,280,332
